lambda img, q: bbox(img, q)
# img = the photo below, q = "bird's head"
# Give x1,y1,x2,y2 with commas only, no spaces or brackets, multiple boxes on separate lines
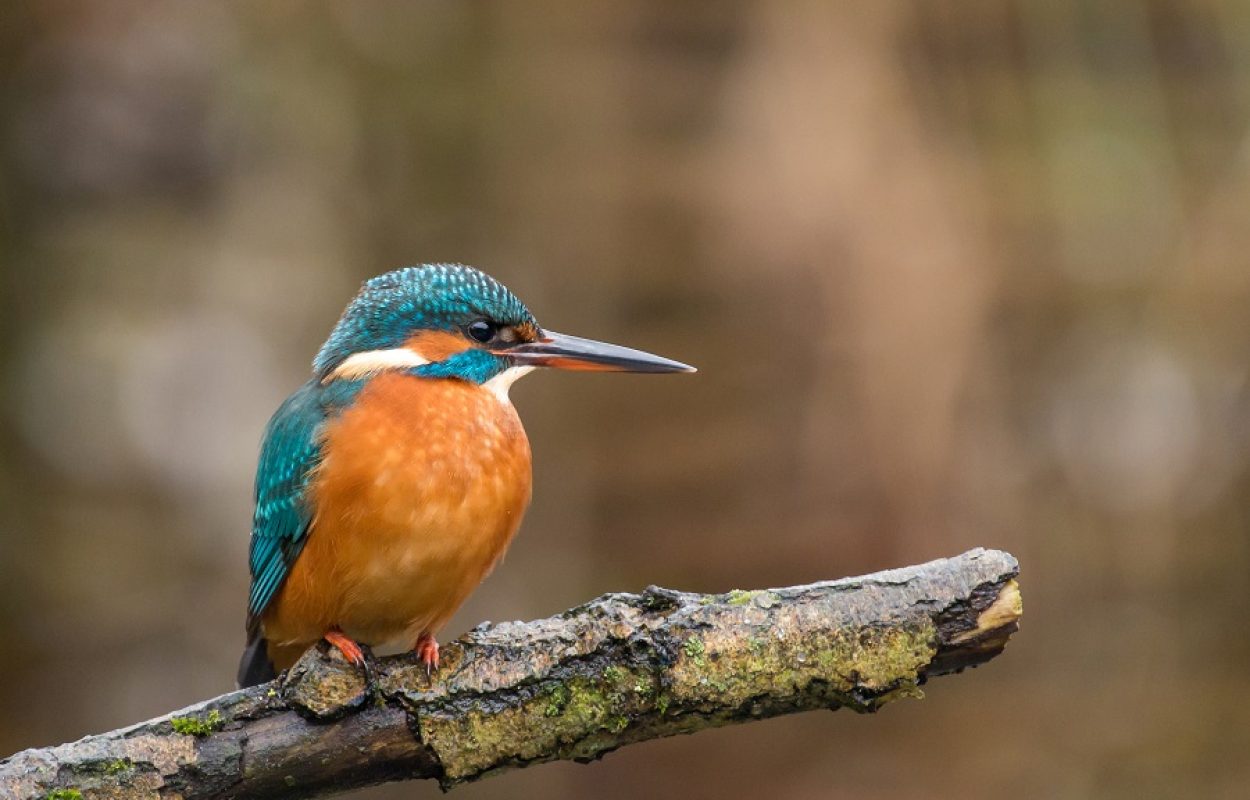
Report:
314,264,693,396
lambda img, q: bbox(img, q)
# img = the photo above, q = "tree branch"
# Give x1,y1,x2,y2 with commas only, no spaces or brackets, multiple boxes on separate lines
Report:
1,548,1021,799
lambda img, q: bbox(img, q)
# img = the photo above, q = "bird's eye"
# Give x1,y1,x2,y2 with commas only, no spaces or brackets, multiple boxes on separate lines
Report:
467,320,497,343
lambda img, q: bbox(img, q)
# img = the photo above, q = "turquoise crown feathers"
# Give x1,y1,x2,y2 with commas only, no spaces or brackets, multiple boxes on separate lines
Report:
313,264,537,379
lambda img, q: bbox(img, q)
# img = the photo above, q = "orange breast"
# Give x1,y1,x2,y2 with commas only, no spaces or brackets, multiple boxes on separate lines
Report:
262,372,532,661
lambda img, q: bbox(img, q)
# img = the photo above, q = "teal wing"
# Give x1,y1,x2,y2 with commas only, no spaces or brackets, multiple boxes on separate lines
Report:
246,378,364,631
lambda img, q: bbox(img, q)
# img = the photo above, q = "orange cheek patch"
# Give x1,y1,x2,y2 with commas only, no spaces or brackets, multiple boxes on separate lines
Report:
406,330,471,361
513,322,539,343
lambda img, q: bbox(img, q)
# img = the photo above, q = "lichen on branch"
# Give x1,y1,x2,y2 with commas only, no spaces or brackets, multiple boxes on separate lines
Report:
0,548,1021,799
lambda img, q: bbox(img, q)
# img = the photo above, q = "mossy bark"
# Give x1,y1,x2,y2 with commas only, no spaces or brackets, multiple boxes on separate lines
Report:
0,548,1021,799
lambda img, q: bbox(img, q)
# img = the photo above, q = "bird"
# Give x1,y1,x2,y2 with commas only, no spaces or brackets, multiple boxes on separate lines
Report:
237,264,694,688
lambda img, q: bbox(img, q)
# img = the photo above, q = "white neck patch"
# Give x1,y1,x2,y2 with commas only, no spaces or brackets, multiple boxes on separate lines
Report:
327,348,534,403
327,348,430,382
483,365,535,404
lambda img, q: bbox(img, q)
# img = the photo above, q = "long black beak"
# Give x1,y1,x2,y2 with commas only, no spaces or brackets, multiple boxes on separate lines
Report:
505,330,695,373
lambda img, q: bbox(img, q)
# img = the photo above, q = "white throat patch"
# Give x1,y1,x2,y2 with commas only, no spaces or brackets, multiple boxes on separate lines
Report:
483,365,535,404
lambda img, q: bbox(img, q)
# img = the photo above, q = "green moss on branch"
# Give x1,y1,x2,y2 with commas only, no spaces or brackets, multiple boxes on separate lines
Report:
0,549,1021,799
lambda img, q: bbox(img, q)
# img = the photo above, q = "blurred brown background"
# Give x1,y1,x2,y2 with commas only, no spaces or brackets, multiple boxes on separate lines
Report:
3,2,1249,798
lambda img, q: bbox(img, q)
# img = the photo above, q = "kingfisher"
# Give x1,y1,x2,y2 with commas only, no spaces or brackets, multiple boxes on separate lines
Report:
237,264,693,687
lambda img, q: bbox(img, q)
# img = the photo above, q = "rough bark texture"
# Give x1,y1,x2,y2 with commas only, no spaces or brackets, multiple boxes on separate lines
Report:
0,548,1021,799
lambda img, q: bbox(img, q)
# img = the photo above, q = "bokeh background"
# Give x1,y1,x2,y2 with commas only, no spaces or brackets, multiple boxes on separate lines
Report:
3,2,1250,798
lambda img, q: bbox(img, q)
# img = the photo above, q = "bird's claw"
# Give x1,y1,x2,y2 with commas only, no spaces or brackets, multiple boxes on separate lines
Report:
415,634,440,678
322,629,379,691
323,629,366,666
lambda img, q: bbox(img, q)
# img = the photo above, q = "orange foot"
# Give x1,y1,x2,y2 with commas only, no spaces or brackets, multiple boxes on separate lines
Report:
324,628,366,666
415,633,440,676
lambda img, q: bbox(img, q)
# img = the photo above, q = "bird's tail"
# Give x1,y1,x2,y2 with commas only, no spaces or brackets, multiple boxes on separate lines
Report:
237,633,277,688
